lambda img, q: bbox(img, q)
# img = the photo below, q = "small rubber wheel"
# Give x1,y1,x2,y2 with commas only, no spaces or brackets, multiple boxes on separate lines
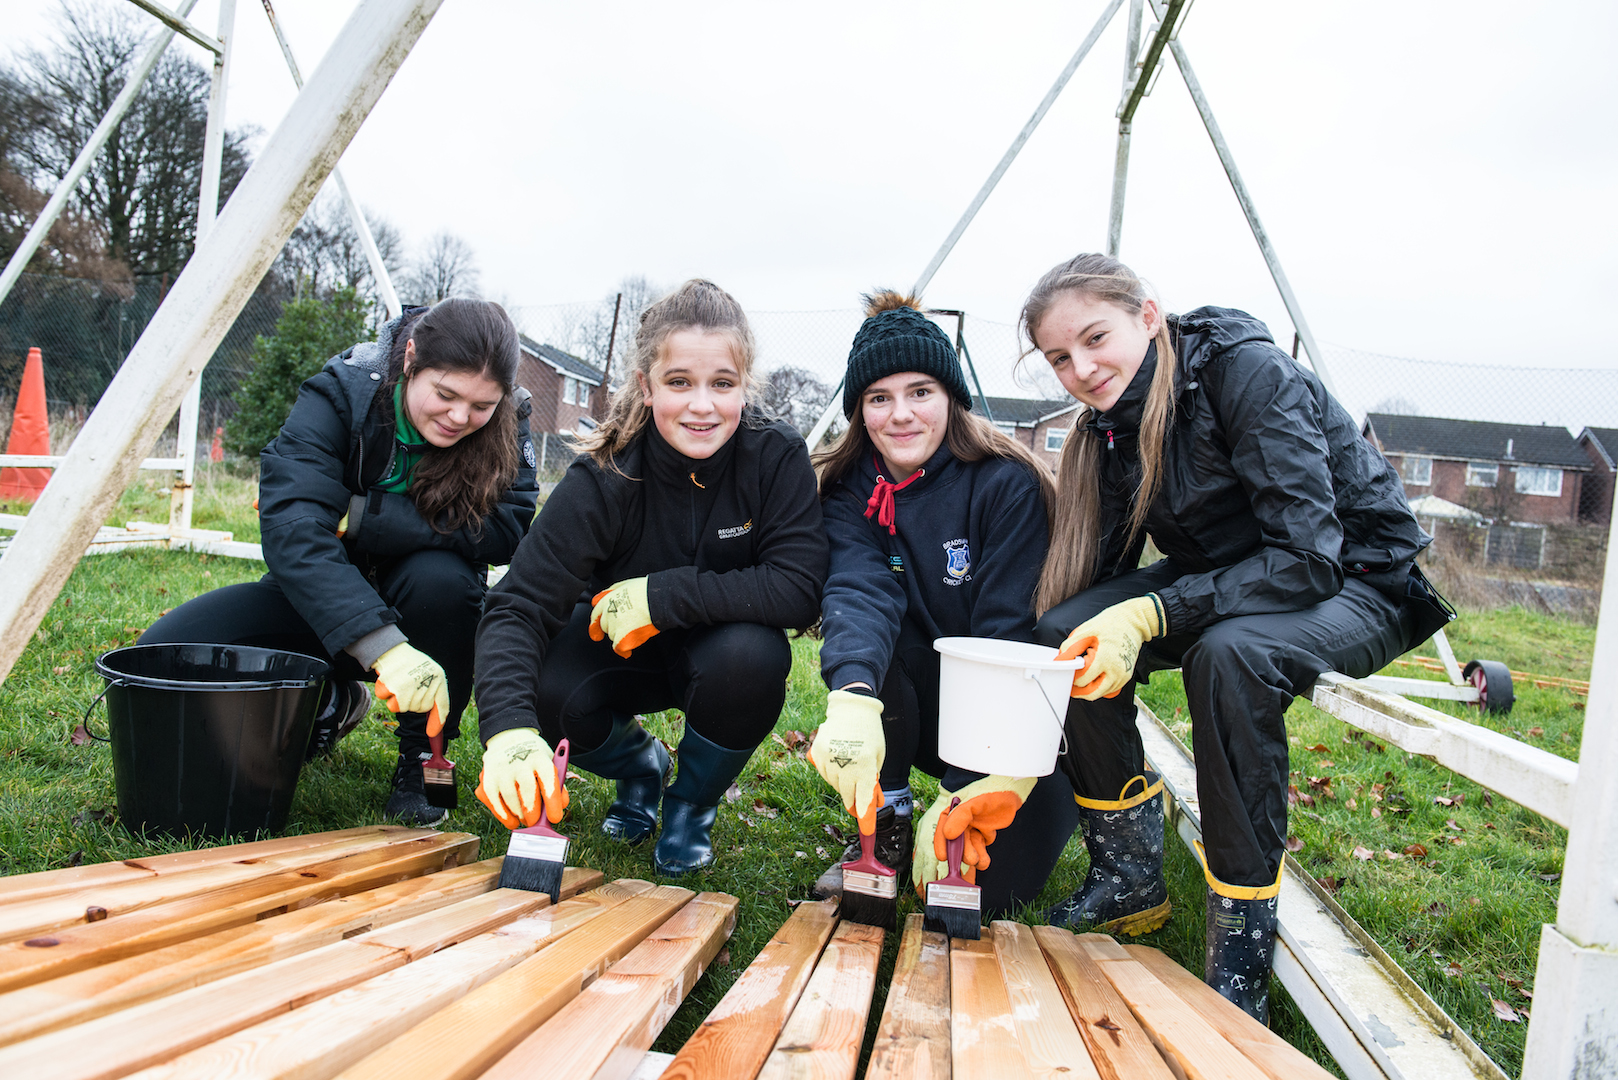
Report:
1463,659,1515,715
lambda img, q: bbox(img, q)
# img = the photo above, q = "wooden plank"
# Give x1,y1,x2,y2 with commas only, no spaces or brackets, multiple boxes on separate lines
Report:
335,884,690,1080
1124,945,1337,1080
1094,954,1270,1080
659,899,839,1080
121,881,665,1080
950,934,1035,1080
482,892,740,1080
866,914,951,1080
1033,925,1174,1080
0,861,601,1048
0,832,479,992
0,882,571,1080
755,919,884,1080
991,922,1101,1080
0,828,440,943
0,826,419,906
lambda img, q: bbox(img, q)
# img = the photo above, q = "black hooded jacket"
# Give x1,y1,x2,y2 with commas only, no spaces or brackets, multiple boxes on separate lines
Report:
1087,306,1429,634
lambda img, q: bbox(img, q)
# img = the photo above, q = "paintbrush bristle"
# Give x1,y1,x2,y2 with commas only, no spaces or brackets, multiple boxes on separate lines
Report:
500,830,568,901
923,882,981,940
422,763,457,810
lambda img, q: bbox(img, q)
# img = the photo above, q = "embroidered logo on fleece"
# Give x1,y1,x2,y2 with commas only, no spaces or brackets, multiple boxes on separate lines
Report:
717,519,752,540
888,554,905,574
942,539,971,585
521,439,536,468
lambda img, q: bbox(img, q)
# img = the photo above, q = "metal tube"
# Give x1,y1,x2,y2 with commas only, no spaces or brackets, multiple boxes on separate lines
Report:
0,0,447,686
1106,0,1143,257
1115,0,1185,125
124,0,222,54
0,0,202,311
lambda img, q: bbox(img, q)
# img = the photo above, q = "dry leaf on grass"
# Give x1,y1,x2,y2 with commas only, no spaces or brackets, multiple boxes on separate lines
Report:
1404,843,1429,859
1351,845,1374,861
1491,998,1522,1023
1285,835,1304,852
1444,962,1464,978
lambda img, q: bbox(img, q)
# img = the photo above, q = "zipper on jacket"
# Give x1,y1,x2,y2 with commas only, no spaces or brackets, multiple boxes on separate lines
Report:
1107,429,1115,451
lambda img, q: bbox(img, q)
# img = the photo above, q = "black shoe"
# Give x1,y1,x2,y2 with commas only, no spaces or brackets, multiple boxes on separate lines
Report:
385,750,449,827
652,727,754,877
570,713,671,844
1044,772,1171,936
306,679,370,761
1205,882,1280,1024
812,805,914,900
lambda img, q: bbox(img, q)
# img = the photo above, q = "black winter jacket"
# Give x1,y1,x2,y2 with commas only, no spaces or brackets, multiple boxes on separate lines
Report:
819,444,1051,693
256,311,538,666
1087,306,1429,634
474,410,827,743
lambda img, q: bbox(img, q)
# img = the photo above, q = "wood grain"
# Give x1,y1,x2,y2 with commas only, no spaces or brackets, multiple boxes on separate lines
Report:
658,899,838,1080
949,934,1034,1080
864,914,950,1080
482,892,740,1080
754,919,884,1080
990,922,1101,1080
1033,926,1174,1080
1092,955,1270,1080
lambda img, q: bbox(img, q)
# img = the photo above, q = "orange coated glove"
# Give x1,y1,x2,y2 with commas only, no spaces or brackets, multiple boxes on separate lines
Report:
912,775,1037,891
1057,594,1167,700
588,577,658,658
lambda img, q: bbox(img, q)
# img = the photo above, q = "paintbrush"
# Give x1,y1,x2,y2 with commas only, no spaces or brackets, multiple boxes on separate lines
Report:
422,709,456,810
923,797,981,940
497,739,570,901
838,798,898,930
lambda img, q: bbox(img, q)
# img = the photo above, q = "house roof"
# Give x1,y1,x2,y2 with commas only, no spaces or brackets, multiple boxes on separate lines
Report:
977,396,1078,427
1362,414,1587,469
518,335,604,385
1579,427,1618,469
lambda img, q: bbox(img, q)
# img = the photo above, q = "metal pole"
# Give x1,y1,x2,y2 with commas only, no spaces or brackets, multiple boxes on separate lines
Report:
0,0,447,687
1106,0,1144,257
603,292,622,387
1145,0,1339,400
169,0,236,536
124,0,223,54
0,0,203,310
260,0,402,320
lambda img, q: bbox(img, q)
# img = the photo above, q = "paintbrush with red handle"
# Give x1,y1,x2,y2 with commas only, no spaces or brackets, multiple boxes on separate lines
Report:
923,797,981,940
497,739,570,902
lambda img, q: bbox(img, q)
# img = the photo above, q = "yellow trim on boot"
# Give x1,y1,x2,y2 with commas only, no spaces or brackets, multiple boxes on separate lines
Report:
1074,771,1164,812
1193,841,1284,900
1094,899,1173,937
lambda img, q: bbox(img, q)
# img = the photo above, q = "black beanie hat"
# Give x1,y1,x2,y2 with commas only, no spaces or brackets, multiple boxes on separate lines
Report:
842,291,973,418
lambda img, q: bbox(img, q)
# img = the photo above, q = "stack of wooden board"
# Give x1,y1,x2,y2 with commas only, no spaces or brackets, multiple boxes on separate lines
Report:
0,826,738,1080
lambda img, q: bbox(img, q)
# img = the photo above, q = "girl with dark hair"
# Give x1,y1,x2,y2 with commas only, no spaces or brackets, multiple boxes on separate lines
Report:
809,291,1072,918
472,279,826,877
1022,253,1452,1022
141,298,538,825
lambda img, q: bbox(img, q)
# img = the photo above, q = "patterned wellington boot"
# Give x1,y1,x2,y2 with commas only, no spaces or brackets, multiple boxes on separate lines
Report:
1198,841,1282,1024
1043,771,1171,936
811,805,914,900
569,712,671,844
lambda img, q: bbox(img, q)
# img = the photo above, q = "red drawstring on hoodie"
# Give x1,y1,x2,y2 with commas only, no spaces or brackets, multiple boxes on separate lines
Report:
864,454,924,536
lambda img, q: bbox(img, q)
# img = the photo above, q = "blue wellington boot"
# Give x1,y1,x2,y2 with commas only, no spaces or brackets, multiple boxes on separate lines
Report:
653,726,754,877
1043,771,1172,936
570,712,671,844
1198,842,1283,1025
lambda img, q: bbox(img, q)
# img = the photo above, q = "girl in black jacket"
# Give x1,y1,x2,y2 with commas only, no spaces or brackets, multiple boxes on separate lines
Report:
141,299,539,826
1022,253,1450,1022
473,279,826,877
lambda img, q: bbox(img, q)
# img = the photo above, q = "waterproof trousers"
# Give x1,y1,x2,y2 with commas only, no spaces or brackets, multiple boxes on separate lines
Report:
1035,559,1414,888
139,550,483,753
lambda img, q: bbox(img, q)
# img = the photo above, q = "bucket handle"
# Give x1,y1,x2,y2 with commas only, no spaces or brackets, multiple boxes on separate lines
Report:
79,681,119,744
1024,667,1070,760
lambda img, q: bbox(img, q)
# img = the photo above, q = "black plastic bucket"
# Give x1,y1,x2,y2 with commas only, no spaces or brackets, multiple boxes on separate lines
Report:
93,643,330,839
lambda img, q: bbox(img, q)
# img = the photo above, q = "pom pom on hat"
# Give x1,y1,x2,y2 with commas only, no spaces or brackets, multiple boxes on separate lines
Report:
842,289,973,418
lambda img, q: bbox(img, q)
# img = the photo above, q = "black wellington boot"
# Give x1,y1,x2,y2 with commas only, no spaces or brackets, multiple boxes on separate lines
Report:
1200,843,1282,1025
306,679,371,761
811,805,914,900
1043,772,1171,936
653,727,754,877
570,712,672,844
384,748,449,828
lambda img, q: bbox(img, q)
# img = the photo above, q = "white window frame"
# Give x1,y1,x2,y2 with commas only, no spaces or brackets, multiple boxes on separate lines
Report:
1466,462,1498,488
994,422,1019,439
563,376,579,405
1045,427,1068,453
1399,455,1432,485
1514,465,1562,497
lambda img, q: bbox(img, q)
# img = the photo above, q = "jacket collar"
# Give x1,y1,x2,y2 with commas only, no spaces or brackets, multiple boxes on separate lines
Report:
643,414,740,488
1086,340,1157,438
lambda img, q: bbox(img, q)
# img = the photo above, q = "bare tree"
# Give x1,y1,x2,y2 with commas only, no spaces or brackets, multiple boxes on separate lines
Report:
267,193,404,315
562,275,661,383
1372,396,1423,416
403,231,480,305
758,365,833,435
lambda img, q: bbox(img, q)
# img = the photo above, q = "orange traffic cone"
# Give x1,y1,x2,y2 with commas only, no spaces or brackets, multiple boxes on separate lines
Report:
209,427,224,462
0,347,51,503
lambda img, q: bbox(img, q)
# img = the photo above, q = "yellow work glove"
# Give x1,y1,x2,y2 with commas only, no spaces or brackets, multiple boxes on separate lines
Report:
335,511,350,538
476,727,568,828
807,690,886,825
372,642,450,736
911,775,1038,892
1057,594,1167,700
588,577,658,658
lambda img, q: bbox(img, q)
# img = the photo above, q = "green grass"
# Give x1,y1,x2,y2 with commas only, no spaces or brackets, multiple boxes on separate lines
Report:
0,522,1590,1075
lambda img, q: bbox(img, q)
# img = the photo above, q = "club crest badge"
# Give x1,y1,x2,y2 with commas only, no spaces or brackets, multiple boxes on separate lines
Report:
943,539,971,585
522,438,536,469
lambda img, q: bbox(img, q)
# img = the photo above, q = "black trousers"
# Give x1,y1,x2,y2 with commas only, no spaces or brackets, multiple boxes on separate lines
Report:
872,617,1080,916
532,603,792,754
139,550,485,751
1034,559,1415,887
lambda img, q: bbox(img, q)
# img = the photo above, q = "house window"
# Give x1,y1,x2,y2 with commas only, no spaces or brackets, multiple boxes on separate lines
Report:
1466,462,1498,488
1398,455,1432,485
563,377,579,405
1045,428,1068,453
1514,466,1563,497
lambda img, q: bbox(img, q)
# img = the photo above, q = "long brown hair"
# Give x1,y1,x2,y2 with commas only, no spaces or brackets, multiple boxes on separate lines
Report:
575,279,758,474
386,298,520,533
1021,253,1177,614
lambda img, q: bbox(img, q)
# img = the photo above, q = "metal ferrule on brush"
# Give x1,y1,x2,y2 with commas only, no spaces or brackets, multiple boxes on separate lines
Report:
926,883,981,911
844,869,899,899
507,831,568,863
423,765,454,785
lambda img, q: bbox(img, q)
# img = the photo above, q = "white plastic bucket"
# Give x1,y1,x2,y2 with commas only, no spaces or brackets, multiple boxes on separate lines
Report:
933,637,1087,777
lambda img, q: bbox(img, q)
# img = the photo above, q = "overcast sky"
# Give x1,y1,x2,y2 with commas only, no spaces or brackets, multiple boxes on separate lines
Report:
9,0,1617,390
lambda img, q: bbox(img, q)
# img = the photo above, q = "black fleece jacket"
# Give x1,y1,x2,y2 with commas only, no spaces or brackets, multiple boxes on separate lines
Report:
474,410,827,743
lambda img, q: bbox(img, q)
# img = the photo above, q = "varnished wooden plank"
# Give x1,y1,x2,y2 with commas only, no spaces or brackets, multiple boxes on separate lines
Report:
755,919,884,1080
0,832,479,992
335,883,687,1080
1123,946,1337,1080
483,892,740,1080
659,899,839,1080
949,935,1034,1080
120,881,662,1080
865,914,951,1080
991,922,1101,1080
1032,926,1174,1080
1094,955,1270,1080
1074,934,1131,962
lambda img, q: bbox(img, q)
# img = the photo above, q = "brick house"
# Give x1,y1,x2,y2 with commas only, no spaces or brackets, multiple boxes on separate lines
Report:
1361,413,1588,524
1576,426,1618,527
516,335,607,436
979,396,1080,469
